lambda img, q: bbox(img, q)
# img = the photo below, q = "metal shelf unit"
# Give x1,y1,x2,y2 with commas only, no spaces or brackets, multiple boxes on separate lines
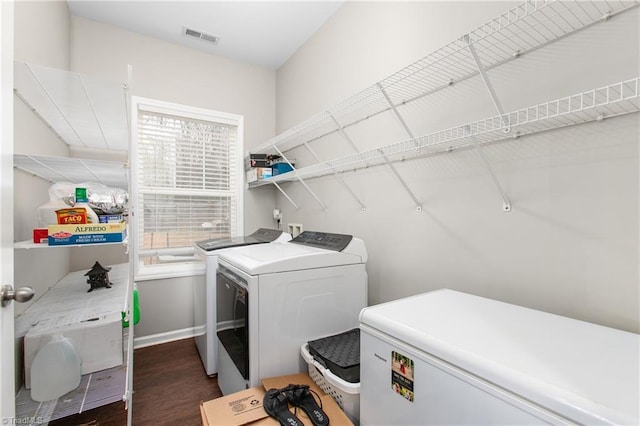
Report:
13,154,128,190
12,64,134,425
14,264,133,423
13,61,130,190
14,62,129,153
14,238,128,250
251,78,640,184
248,0,640,211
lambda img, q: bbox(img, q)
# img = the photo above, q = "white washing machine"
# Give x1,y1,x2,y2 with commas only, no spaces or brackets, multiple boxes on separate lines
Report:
193,228,291,376
359,289,640,425
215,231,368,395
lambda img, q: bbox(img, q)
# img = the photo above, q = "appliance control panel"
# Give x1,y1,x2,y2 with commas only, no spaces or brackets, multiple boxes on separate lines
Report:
291,231,353,252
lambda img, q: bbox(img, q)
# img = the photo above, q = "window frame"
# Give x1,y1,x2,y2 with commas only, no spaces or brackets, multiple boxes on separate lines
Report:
130,96,244,281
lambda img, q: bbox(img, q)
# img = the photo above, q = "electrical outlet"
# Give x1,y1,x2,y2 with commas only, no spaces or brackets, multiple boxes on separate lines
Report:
287,223,303,237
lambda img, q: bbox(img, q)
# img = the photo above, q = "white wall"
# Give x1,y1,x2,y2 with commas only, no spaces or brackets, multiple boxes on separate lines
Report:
275,2,640,333
69,16,278,337
12,0,73,393
13,0,71,316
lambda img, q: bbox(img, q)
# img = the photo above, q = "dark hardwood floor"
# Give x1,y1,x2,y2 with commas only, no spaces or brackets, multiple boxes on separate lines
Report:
50,338,222,426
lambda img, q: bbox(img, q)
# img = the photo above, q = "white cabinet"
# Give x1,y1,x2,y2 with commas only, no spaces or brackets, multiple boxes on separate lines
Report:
12,63,134,425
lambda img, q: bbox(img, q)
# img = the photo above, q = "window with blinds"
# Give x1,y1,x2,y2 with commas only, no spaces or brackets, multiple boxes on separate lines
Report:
131,97,244,279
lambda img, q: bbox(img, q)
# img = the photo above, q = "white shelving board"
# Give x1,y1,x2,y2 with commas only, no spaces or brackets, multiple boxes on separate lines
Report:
250,78,640,187
250,0,639,157
13,154,129,190
14,263,132,423
14,237,128,250
14,62,129,152
15,334,129,423
13,62,134,425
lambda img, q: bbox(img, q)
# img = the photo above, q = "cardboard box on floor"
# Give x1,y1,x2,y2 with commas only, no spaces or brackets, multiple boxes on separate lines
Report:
200,372,353,426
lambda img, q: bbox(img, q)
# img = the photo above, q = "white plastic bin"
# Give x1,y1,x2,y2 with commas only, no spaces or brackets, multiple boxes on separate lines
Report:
301,343,360,425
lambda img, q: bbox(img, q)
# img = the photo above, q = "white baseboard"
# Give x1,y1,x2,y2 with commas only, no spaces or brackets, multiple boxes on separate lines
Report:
134,325,206,349
134,321,243,349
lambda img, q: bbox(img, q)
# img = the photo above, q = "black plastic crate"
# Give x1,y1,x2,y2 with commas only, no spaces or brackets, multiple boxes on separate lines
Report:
307,328,360,383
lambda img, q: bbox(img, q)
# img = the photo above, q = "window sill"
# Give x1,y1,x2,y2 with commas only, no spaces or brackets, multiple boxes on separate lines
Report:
134,262,205,282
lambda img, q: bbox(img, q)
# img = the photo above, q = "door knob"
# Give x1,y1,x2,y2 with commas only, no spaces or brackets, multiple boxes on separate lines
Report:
1,285,34,307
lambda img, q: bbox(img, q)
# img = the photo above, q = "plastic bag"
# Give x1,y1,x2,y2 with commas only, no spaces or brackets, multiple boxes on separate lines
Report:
38,182,129,226
79,182,128,214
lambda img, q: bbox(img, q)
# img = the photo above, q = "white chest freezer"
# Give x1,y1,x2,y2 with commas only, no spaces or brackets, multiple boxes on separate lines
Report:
359,289,639,425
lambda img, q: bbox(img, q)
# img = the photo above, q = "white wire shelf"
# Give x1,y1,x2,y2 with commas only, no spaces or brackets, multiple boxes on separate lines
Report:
250,78,640,187
14,62,129,153
14,237,128,250
14,154,129,189
251,0,639,156
15,264,132,423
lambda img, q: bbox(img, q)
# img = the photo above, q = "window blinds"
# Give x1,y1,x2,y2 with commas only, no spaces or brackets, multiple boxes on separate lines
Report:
136,109,239,266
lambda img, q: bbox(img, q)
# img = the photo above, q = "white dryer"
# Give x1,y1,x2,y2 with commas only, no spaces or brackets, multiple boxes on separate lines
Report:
215,231,368,395
193,228,291,376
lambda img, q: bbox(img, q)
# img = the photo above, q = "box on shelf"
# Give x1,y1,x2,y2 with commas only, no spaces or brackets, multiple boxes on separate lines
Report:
200,372,353,426
249,153,270,168
98,214,125,223
55,208,88,225
24,311,123,389
246,167,273,183
32,228,48,244
21,264,130,389
271,162,294,176
47,222,127,246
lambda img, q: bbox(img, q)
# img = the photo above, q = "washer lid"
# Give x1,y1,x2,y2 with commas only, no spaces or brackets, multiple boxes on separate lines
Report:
359,289,640,425
218,236,367,274
194,228,290,253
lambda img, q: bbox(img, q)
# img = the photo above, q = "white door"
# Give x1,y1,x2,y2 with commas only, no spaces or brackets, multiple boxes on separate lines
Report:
1,0,15,421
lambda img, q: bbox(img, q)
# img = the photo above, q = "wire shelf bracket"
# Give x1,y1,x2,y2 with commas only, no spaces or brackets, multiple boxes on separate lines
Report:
272,181,300,211
463,35,512,211
465,34,511,132
334,109,422,212
467,127,512,212
377,84,423,211
377,83,416,140
303,140,367,212
273,145,327,211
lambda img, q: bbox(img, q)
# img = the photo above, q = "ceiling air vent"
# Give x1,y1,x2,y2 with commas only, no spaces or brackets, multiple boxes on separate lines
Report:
183,27,220,45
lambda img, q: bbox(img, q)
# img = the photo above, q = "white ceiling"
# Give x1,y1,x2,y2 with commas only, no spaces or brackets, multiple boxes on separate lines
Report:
66,1,344,70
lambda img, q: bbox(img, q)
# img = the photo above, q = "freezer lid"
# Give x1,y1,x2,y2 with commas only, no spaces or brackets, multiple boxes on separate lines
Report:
359,289,640,425
217,237,367,275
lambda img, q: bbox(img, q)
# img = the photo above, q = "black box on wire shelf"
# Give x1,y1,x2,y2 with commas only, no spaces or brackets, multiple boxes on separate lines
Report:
249,154,282,168
249,153,269,168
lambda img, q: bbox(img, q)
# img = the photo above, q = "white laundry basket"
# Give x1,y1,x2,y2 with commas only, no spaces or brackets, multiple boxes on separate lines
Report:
301,343,360,425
